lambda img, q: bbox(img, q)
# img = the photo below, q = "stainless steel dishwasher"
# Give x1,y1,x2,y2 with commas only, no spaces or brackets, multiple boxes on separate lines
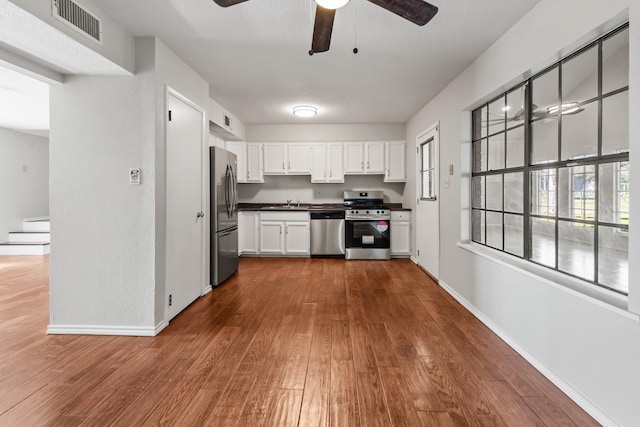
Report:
310,211,345,257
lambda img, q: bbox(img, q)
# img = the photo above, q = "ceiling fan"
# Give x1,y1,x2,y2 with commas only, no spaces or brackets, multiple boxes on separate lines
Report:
211,0,439,54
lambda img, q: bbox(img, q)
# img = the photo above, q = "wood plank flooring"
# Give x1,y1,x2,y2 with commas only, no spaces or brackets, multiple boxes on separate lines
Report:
0,255,598,426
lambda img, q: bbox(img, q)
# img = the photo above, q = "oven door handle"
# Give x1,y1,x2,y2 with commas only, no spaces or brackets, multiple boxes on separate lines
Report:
346,216,391,221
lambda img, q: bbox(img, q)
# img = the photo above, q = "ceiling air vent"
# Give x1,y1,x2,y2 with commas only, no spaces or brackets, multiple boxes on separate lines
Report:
52,0,102,44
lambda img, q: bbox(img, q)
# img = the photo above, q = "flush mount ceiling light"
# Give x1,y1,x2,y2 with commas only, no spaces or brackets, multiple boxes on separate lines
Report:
292,105,317,118
315,0,350,9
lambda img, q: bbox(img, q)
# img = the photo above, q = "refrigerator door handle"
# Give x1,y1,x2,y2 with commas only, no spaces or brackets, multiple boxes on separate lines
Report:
231,165,238,217
224,165,233,218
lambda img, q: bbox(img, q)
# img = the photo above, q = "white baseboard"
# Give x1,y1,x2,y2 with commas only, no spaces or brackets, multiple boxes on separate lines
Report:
202,285,212,295
437,279,616,427
48,321,167,337
410,255,418,264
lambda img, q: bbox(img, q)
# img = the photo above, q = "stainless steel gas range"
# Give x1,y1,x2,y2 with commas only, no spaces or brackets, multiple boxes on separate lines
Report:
343,191,391,260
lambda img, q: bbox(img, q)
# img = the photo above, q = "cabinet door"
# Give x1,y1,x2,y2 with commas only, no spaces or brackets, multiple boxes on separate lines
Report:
239,211,259,254
259,221,285,254
391,221,411,256
288,143,312,174
263,143,287,174
327,143,344,183
226,141,247,183
385,141,406,182
344,142,364,173
311,143,328,183
246,143,264,183
285,221,310,255
365,141,386,174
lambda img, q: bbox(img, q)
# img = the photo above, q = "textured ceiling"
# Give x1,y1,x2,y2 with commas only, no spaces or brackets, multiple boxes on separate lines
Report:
95,0,540,124
0,0,542,129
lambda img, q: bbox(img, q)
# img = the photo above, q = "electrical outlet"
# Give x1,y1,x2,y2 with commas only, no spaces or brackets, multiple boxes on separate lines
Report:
315,190,321,197
169,294,172,306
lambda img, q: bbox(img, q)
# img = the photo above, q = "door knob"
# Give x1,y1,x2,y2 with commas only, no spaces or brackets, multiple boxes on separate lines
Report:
196,211,204,218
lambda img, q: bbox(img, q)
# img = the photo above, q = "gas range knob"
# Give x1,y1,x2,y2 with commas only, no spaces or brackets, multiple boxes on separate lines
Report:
366,210,370,214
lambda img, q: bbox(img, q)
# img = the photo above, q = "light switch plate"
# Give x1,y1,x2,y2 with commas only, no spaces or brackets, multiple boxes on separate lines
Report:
129,168,141,185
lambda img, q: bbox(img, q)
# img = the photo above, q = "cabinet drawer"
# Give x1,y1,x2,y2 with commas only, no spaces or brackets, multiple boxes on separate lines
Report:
391,211,410,221
260,211,310,221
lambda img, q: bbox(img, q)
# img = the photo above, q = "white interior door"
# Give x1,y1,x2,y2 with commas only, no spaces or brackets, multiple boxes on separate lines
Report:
166,89,204,320
416,124,440,279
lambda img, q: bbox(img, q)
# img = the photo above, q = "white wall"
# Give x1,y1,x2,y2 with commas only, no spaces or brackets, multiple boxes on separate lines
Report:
48,37,209,334
406,0,639,425
49,71,156,331
247,123,404,142
8,0,135,73
0,127,48,239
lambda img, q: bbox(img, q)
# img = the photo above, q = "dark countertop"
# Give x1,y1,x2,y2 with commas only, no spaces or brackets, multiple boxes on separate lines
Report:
238,203,410,212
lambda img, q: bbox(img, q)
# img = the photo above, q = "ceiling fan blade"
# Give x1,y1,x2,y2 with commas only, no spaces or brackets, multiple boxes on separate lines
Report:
212,0,249,7
366,0,438,26
311,5,336,53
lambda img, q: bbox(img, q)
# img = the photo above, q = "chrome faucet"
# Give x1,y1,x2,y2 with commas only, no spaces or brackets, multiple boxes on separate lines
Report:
286,199,292,207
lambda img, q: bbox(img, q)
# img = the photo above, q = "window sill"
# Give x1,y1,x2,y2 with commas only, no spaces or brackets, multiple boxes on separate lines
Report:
456,241,638,320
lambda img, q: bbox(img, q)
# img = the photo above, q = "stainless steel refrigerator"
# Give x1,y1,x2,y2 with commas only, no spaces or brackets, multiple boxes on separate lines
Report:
210,147,239,287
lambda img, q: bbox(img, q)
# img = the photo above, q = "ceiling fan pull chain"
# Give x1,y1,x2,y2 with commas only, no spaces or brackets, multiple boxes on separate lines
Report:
353,0,358,54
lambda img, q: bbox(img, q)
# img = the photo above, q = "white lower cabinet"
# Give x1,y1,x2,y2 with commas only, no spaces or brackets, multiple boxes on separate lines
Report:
284,221,310,255
259,211,310,256
238,211,259,255
391,211,411,257
259,221,285,254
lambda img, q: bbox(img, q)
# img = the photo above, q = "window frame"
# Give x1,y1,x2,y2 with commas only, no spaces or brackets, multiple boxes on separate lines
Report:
420,137,437,201
470,23,630,295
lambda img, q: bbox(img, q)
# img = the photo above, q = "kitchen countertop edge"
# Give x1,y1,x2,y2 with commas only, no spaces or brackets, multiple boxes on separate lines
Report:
238,203,411,212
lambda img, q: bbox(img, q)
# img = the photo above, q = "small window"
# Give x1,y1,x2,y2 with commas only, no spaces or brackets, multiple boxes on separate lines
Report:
420,137,436,200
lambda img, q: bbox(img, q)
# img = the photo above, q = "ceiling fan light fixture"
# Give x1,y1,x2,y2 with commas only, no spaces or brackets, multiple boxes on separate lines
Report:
547,102,582,115
293,105,317,118
315,0,350,10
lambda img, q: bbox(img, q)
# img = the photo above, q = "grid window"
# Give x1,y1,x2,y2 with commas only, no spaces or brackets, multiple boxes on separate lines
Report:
471,24,629,295
420,137,436,200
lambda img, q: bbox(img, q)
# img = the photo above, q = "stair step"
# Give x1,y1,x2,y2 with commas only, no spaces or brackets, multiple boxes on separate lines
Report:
9,232,50,243
22,220,50,232
0,242,50,256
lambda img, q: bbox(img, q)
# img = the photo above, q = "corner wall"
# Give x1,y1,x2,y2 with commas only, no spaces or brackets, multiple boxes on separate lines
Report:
0,128,49,239
406,0,640,425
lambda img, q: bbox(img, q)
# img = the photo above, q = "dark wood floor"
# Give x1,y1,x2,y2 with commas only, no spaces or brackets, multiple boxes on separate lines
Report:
0,255,597,426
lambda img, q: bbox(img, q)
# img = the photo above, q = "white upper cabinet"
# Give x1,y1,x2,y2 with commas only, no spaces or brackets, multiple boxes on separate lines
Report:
225,141,247,183
343,142,365,173
246,142,264,183
287,143,313,174
385,140,406,182
311,143,344,183
344,141,386,174
263,143,287,174
327,143,344,182
366,141,386,174
263,143,312,175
